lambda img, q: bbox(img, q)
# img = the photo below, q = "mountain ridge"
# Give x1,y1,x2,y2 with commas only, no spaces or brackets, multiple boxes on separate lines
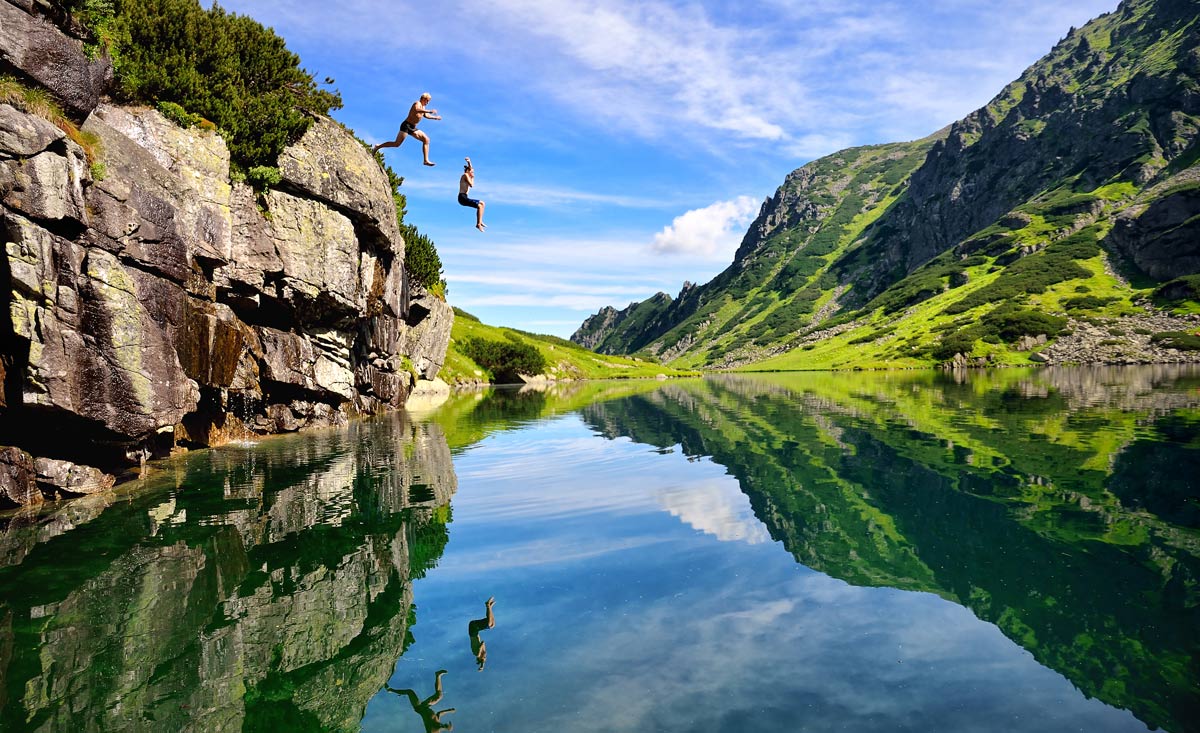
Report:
572,0,1200,370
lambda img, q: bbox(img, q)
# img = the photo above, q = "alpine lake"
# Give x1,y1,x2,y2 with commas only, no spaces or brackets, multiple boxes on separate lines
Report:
1,365,1198,733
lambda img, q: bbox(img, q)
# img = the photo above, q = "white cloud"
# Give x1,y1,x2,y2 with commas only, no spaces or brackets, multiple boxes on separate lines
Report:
650,196,759,258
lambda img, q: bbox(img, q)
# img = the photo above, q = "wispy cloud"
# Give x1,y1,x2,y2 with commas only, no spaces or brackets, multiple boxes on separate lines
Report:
474,0,802,143
402,176,676,209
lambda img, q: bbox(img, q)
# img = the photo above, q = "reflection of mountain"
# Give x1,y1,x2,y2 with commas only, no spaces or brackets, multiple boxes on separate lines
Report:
0,412,455,732
430,379,687,452
581,367,1200,733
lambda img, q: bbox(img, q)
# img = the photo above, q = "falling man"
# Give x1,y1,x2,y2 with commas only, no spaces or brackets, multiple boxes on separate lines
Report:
459,157,486,232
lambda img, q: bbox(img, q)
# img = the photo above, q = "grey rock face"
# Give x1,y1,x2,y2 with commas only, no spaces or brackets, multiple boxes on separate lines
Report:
0,446,39,506
265,189,363,321
83,105,230,282
0,1,112,120
0,97,452,505
1106,186,1200,280
400,286,454,379
259,326,355,402
33,457,115,495
1,145,88,225
278,116,401,255
0,103,64,156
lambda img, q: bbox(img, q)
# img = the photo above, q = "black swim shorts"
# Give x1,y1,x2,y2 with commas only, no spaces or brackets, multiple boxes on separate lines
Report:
458,193,481,209
400,120,418,135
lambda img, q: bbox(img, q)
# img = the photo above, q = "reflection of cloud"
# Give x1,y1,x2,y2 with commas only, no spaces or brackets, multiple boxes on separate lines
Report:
657,478,771,544
434,534,673,574
526,572,1141,732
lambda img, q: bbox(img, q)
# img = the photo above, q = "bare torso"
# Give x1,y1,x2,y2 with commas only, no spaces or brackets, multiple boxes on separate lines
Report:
405,101,426,127
459,171,473,196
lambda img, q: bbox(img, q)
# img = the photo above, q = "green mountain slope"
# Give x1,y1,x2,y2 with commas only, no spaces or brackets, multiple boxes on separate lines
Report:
441,308,697,385
573,0,1200,369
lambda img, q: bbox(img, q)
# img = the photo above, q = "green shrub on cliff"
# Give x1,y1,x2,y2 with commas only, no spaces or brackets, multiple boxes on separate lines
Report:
103,0,341,170
399,223,444,295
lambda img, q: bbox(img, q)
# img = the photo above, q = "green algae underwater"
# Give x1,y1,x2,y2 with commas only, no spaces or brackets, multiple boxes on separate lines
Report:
0,365,1197,732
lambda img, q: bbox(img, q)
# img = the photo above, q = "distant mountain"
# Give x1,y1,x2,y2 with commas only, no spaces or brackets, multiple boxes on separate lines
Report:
572,0,1200,369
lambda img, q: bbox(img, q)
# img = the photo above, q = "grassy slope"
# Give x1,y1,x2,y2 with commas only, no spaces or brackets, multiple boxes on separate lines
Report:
747,2,1200,370
655,137,938,368
574,0,1200,371
440,309,698,385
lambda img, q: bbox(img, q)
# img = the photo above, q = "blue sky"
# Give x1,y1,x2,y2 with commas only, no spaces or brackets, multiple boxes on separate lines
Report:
222,0,1117,338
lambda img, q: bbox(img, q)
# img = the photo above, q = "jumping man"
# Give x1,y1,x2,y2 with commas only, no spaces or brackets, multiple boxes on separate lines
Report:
372,92,441,166
459,157,486,231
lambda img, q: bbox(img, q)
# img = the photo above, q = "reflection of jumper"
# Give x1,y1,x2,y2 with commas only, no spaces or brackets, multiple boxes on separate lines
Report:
468,596,496,670
386,669,455,732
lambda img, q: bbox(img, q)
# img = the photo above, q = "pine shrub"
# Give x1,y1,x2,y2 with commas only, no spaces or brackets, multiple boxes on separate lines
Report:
107,0,341,170
460,335,547,383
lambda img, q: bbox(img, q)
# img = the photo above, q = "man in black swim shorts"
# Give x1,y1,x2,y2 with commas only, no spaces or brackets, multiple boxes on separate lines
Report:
373,92,440,166
459,157,486,231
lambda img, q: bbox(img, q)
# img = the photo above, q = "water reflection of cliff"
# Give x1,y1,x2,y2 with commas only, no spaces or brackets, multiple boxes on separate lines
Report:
0,412,455,732
581,366,1200,733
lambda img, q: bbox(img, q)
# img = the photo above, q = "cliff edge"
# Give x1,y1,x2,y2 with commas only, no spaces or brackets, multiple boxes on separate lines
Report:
0,0,453,506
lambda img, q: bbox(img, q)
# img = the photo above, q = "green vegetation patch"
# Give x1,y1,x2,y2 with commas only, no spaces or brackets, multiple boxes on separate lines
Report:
869,254,988,315
0,75,102,162
1062,294,1120,311
460,334,547,383
401,223,444,293
1150,332,1200,351
1153,274,1200,307
103,0,342,170
944,225,1102,315
933,305,1067,361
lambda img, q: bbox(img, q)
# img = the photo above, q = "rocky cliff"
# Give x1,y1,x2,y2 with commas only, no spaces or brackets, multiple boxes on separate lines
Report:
0,1,453,507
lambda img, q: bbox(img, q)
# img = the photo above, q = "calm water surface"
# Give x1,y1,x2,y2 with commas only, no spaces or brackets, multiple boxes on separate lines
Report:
1,366,1198,732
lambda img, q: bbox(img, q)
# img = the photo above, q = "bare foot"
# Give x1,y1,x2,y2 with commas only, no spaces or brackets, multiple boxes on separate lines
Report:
476,223,486,232
424,161,436,167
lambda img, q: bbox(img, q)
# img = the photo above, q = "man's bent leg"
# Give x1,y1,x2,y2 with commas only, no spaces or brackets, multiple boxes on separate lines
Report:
415,131,434,165
373,132,407,153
